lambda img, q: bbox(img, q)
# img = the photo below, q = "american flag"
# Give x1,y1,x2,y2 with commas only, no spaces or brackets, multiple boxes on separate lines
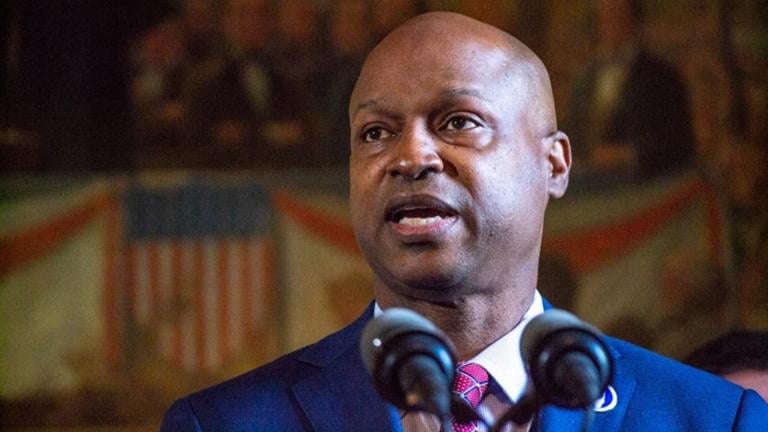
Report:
118,180,274,373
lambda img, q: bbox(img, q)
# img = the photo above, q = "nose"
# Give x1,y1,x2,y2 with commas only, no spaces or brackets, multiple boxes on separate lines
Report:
386,125,444,180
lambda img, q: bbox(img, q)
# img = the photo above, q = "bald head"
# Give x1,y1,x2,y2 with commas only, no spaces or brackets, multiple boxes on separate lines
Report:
347,11,572,337
352,12,557,136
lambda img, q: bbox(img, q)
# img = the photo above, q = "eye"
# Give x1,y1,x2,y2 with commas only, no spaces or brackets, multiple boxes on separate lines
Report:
442,115,481,132
361,126,395,143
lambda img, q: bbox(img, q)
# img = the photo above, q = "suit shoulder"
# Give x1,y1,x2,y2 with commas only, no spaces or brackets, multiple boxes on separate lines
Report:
605,337,768,428
162,347,312,429
186,321,357,407
162,309,373,429
608,336,732,386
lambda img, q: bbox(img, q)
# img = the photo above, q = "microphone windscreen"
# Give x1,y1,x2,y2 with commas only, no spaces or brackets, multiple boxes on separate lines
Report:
520,309,612,408
521,309,599,362
360,307,446,374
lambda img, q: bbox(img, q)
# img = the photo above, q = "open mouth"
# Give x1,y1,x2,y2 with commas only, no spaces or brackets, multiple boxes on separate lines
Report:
385,196,458,226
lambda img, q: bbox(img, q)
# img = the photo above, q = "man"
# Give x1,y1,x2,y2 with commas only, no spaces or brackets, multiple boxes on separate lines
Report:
161,12,767,431
685,330,768,401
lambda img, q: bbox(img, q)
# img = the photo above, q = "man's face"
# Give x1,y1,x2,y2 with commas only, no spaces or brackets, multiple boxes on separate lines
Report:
348,30,559,303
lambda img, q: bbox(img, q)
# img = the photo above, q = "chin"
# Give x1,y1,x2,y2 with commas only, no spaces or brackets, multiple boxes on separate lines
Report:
383,267,468,301
365,245,471,297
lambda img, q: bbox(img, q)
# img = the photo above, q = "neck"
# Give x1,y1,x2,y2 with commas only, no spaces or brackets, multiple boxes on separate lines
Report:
376,286,535,361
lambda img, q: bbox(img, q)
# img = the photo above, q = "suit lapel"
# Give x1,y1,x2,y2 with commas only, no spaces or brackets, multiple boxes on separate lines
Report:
291,306,402,432
292,349,400,432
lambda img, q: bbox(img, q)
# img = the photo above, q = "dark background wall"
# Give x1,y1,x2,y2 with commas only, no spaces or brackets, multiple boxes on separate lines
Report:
2,0,173,171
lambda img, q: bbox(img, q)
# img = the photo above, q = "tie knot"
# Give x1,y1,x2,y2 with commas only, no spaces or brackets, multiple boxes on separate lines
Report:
452,362,490,409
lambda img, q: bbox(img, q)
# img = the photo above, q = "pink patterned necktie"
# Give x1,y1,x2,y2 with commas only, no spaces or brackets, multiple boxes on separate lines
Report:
451,362,490,432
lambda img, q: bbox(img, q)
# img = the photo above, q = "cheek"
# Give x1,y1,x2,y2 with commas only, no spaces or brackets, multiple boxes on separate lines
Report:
473,167,549,249
470,172,529,225
475,150,545,205
349,166,381,226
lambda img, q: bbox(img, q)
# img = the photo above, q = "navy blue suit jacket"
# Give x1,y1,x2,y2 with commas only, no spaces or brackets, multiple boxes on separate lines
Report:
161,305,768,431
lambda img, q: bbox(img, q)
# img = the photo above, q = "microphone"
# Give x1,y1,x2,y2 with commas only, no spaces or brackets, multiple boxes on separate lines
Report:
520,309,613,409
360,308,457,421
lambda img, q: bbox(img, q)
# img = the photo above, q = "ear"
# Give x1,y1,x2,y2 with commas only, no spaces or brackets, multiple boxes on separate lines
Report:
545,130,571,199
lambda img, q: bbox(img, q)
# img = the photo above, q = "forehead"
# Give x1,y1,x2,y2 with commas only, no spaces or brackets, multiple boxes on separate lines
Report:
352,36,526,108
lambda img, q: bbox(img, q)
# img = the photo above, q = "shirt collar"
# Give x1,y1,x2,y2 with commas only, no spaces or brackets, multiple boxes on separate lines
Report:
469,291,543,402
373,291,544,403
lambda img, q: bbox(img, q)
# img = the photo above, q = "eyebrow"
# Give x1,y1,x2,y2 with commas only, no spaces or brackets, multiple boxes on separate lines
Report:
354,98,386,114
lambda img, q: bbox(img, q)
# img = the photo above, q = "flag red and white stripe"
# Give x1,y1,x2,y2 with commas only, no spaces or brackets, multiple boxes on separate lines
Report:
124,237,272,372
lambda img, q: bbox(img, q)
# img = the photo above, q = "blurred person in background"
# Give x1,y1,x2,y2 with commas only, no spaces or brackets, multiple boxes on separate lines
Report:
685,330,768,401
131,18,190,166
564,0,695,182
183,0,298,168
269,0,326,164
130,0,224,168
317,0,373,165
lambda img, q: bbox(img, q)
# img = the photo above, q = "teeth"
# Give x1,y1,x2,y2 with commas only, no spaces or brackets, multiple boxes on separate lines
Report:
398,216,443,226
